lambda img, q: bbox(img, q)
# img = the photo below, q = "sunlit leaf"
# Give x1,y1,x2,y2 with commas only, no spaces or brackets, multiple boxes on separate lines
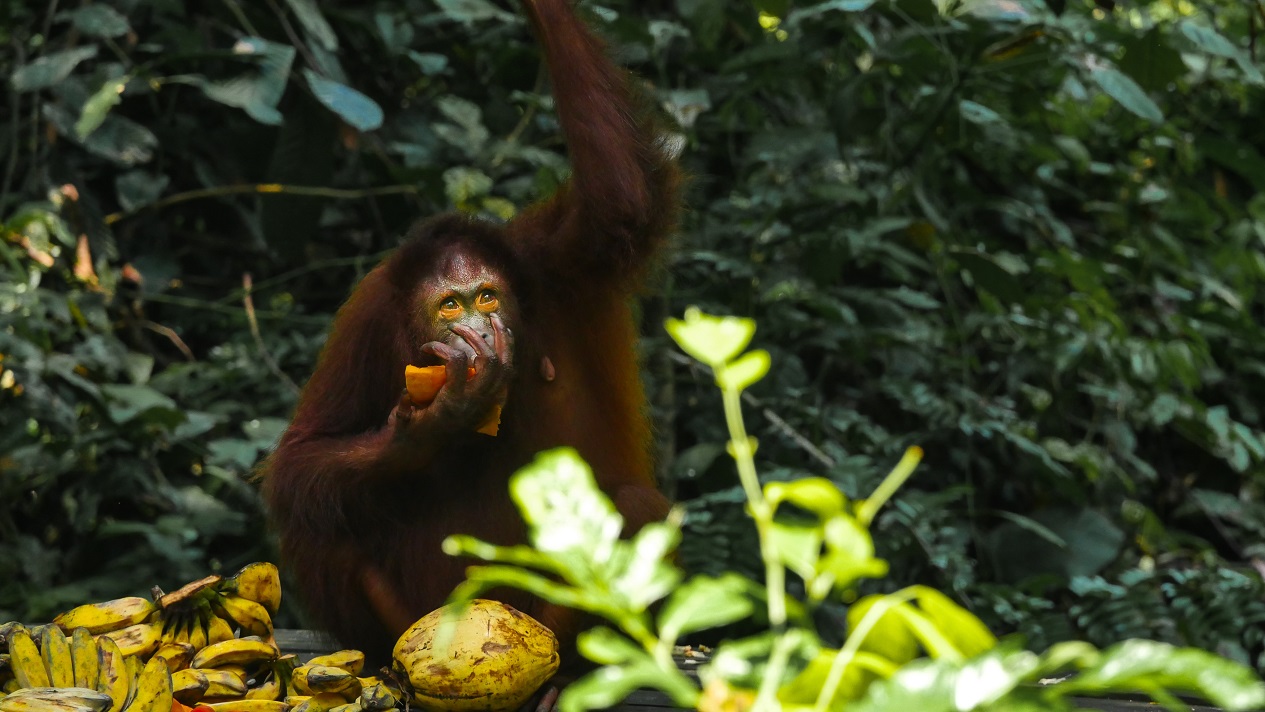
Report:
303,70,383,132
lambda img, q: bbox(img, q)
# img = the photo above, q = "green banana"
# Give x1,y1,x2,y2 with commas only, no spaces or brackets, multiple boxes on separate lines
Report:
69,629,99,691
93,635,129,712
53,599,156,637
190,639,277,671
9,629,50,689
125,656,173,712
40,627,75,689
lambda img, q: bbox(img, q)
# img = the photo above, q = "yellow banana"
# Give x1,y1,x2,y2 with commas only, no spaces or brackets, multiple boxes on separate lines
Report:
200,669,246,698
123,655,144,709
305,652,363,677
205,701,289,712
190,639,277,671
170,669,209,705
126,656,173,712
152,643,195,674
9,628,50,689
289,692,347,712
219,564,282,616
243,674,282,702
210,596,272,639
53,598,156,637
94,635,129,712
204,615,234,647
329,703,361,712
186,613,207,652
40,627,75,688
98,623,160,659
69,628,100,691
293,666,359,700
0,686,112,712
357,683,397,712
2,679,21,694
283,697,310,707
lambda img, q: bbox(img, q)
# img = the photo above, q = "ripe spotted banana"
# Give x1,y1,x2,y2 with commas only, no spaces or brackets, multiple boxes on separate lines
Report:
126,656,173,712
219,563,282,616
53,598,156,636
199,669,247,698
9,628,51,689
210,596,272,639
190,638,277,670
170,669,209,705
98,623,160,659
152,643,195,673
305,651,363,677
69,628,99,691
358,683,399,712
291,666,359,699
205,701,289,712
0,686,112,712
40,627,75,689
93,635,129,712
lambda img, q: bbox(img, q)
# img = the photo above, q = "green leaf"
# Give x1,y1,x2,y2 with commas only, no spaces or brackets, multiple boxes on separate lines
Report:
99,384,178,424
76,76,128,139
116,170,170,211
1088,65,1163,123
846,594,919,665
910,586,997,658
665,307,757,367
434,0,516,24
562,633,700,712
609,522,682,610
302,70,383,132
11,46,99,92
716,349,770,391
284,0,338,50
509,448,623,561
958,100,1005,125
199,38,296,126
766,478,846,519
1118,27,1185,92
65,5,131,38
1061,640,1265,710
658,573,755,641
951,250,1024,305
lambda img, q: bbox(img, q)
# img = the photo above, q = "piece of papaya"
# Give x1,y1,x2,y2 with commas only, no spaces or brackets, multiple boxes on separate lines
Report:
404,365,502,437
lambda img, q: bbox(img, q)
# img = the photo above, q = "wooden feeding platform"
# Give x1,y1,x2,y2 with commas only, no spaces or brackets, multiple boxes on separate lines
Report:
273,630,1240,712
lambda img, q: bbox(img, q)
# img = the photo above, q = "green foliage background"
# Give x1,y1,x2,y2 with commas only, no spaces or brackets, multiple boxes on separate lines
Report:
2,0,1264,670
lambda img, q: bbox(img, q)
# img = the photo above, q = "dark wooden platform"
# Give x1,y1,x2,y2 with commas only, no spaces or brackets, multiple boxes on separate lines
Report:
273,630,1237,711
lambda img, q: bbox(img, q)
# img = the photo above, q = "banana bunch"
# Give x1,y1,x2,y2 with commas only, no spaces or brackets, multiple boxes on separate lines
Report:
1,623,173,712
170,636,285,712
154,563,282,655
286,651,402,712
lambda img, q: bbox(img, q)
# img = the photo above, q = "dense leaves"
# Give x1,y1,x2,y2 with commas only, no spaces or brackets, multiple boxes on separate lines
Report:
2,0,1264,672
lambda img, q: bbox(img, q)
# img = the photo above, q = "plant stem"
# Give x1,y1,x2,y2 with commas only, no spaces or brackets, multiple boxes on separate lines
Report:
856,446,924,526
813,587,919,712
720,382,790,712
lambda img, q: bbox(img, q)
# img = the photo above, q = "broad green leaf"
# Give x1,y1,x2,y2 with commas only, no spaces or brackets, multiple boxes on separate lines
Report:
116,170,169,212
716,349,770,391
951,250,1024,305
284,0,338,50
847,595,919,665
780,649,896,706
911,586,997,658
818,514,888,590
958,100,1005,125
575,626,647,665
765,478,846,519
665,307,757,367
65,5,131,38
76,76,128,139
1088,65,1163,123
1062,640,1265,710
609,522,682,610
303,70,383,132
658,573,755,641
766,521,822,581
1119,27,1185,92
509,448,623,562
200,38,295,126
435,0,516,24
99,384,178,422
11,46,98,92
80,115,158,166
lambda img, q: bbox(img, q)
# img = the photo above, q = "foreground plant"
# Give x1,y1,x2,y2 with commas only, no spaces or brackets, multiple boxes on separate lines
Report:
442,308,1265,712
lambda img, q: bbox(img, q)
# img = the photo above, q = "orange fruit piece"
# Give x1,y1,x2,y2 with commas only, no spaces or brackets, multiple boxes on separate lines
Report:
404,365,502,437
404,365,477,404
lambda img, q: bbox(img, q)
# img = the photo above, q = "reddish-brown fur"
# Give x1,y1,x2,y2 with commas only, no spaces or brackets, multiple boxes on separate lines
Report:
261,0,680,659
